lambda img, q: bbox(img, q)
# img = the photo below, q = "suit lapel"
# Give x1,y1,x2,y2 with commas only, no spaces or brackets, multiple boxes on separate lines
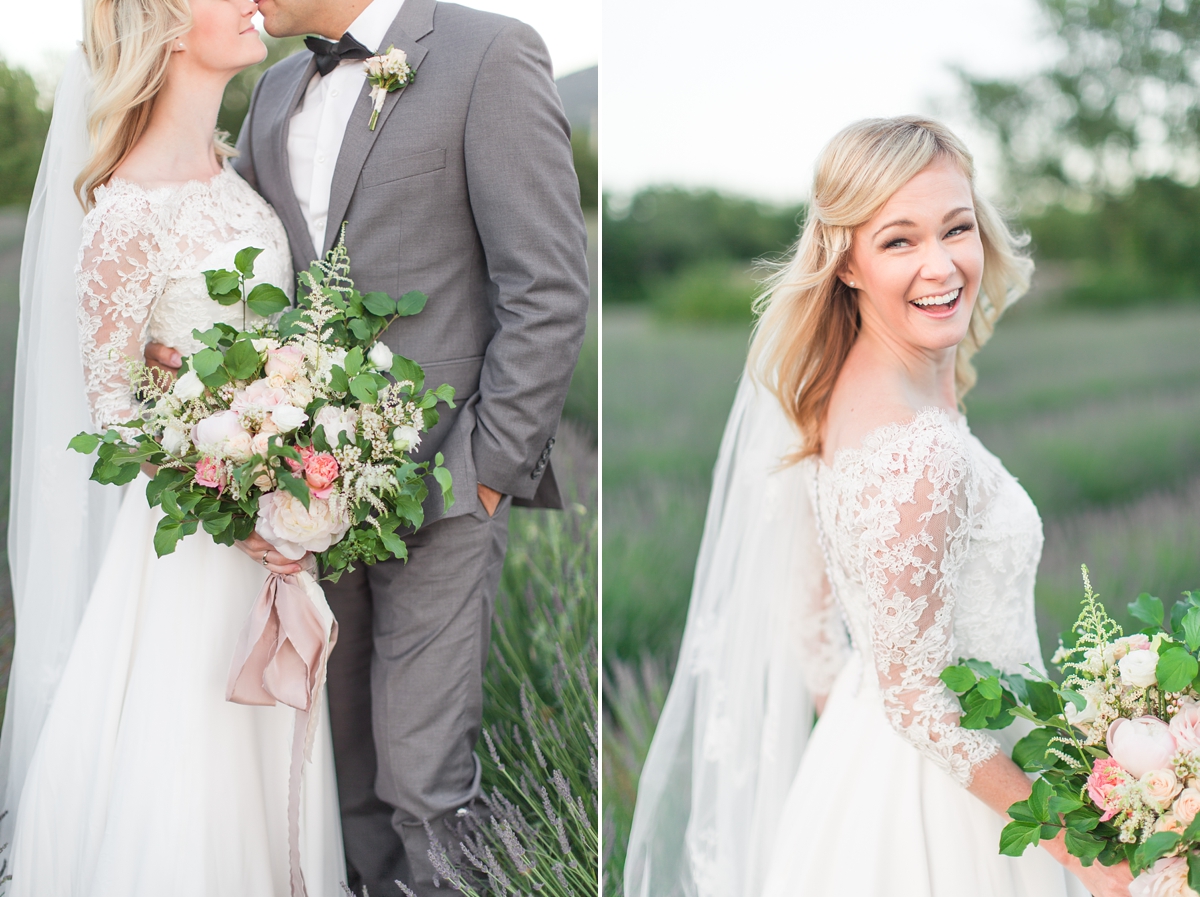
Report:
324,0,436,255
271,55,320,267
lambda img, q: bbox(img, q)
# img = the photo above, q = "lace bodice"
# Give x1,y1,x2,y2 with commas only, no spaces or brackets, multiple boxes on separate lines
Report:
808,407,1045,787
76,162,292,430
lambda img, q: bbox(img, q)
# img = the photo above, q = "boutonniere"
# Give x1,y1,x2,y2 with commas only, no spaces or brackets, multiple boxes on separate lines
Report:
364,45,415,131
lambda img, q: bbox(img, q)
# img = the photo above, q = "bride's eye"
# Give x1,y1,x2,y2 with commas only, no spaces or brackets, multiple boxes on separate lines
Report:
946,222,975,238
883,237,909,249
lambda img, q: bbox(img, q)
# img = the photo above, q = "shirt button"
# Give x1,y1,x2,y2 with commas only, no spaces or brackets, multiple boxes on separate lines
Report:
316,154,326,164
330,89,339,98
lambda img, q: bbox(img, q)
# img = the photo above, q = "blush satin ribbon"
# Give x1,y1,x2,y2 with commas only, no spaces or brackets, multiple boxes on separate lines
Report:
226,564,337,897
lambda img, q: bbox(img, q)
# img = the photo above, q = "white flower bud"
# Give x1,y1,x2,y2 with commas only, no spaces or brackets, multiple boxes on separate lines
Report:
393,425,420,453
173,369,206,401
368,342,394,370
271,403,309,433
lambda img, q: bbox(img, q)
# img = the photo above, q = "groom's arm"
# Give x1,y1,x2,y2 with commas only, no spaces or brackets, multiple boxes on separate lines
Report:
463,21,590,501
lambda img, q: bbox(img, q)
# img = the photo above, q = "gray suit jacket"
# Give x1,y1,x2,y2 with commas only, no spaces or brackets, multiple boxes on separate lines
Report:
234,0,589,519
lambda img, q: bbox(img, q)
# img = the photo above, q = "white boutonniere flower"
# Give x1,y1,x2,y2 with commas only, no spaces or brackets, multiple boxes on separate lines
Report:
364,45,414,131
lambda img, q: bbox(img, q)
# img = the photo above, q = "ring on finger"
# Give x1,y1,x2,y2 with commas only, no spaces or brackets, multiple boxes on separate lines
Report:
261,550,269,567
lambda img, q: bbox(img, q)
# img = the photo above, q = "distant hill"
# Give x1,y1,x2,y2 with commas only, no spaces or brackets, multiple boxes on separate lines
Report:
556,65,597,136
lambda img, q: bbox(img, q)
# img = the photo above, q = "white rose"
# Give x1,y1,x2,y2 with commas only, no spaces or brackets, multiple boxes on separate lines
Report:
1119,649,1159,688
192,411,250,456
1174,787,1200,825
271,403,309,433
172,369,206,401
1142,768,1182,808
251,337,280,353
225,431,254,463
255,490,351,560
314,405,358,446
251,432,272,457
368,342,394,370
160,420,189,456
393,425,420,452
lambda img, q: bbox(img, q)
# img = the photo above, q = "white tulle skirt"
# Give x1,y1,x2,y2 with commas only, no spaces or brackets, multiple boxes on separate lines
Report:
761,653,1090,897
7,477,345,896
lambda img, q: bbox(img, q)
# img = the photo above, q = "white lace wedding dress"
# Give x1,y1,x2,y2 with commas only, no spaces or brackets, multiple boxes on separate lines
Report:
7,162,346,895
760,407,1089,897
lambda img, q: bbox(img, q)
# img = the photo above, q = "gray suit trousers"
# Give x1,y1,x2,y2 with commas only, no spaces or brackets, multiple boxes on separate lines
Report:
323,496,512,896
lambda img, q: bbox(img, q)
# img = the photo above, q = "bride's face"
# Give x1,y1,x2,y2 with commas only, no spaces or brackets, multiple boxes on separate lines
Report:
177,0,268,74
841,157,984,356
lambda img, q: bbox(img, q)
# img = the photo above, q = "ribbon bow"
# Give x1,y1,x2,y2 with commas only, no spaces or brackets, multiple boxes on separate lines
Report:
227,567,337,897
305,33,373,77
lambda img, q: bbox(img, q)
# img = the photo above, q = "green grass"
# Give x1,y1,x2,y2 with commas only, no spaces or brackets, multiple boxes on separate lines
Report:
601,303,1200,894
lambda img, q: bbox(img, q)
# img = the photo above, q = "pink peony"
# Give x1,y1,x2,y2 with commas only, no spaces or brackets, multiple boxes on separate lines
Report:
314,405,358,447
1171,700,1200,754
304,452,339,500
194,456,225,491
191,411,249,457
255,490,350,560
230,379,289,414
1087,756,1130,821
1108,716,1178,779
264,345,305,382
285,445,315,475
1130,857,1200,897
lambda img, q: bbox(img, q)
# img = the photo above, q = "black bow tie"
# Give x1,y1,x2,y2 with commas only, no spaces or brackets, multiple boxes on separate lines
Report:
305,33,373,77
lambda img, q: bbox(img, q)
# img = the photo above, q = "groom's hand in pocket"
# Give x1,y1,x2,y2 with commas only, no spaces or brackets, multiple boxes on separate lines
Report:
477,483,503,517
145,342,182,380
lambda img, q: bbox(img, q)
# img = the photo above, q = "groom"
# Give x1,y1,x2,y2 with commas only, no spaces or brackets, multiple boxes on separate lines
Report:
149,0,588,892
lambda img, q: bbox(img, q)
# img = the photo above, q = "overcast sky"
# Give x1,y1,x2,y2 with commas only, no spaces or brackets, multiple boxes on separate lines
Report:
604,0,1057,202
0,0,598,81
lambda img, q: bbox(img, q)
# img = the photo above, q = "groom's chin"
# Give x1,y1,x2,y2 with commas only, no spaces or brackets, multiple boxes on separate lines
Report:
254,0,302,39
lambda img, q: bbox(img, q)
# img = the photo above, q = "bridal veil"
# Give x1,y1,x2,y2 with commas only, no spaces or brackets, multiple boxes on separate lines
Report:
624,371,844,897
0,48,124,843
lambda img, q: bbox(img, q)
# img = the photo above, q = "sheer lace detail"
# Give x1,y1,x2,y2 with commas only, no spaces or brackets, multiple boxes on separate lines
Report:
76,164,292,430
797,494,850,696
813,408,1019,787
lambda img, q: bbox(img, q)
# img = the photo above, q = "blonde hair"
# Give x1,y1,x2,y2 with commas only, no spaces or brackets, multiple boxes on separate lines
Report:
748,116,1033,460
77,0,235,207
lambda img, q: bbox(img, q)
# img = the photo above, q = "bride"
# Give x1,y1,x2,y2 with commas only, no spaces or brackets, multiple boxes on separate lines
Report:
0,0,344,892
623,117,1133,896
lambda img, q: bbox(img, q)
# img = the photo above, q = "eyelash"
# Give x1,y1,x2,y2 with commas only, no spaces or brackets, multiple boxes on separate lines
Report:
883,222,974,250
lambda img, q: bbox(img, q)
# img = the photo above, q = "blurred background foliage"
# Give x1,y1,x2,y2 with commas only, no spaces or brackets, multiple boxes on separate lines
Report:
0,39,598,897
604,0,1200,891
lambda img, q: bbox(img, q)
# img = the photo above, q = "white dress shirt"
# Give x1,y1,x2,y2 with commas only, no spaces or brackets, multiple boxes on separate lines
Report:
288,0,407,255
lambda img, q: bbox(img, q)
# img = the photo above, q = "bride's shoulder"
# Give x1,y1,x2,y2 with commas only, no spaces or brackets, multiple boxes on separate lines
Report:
822,404,969,475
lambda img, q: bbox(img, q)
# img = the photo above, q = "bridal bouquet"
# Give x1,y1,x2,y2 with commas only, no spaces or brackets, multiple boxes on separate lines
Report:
943,568,1200,895
69,229,455,580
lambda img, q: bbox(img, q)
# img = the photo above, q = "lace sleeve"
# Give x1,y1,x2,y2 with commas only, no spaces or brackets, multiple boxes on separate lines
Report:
858,424,999,787
76,192,166,430
797,565,849,696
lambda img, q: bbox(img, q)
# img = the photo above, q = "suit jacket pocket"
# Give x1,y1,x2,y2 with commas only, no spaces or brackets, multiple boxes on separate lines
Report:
360,148,447,188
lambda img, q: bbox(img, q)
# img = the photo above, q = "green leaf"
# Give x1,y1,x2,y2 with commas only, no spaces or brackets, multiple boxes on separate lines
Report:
160,490,184,520
268,440,303,463
201,512,233,536
362,291,396,316
191,326,225,349
348,317,375,340
246,283,291,316
1013,727,1057,771
394,290,427,316
1048,794,1084,816
68,432,101,454
1130,592,1166,630
1183,810,1200,843
1063,808,1100,833
1157,645,1199,693
432,383,456,408
1008,801,1038,824
1183,606,1200,652
145,469,187,507
203,268,242,305
433,466,454,509
349,374,379,405
379,529,409,561
152,517,196,557
1028,777,1054,823
328,365,350,393
1063,828,1104,866
1133,831,1181,874
976,676,1003,700
1025,680,1063,719
1189,851,1200,894
223,339,263,380
941,665,977,693
390,354,424,390
234,246,264,277
999,820,1042,857
1059,688,1087,712
343,347,364,378
191,347,225,380
276,469,311,510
